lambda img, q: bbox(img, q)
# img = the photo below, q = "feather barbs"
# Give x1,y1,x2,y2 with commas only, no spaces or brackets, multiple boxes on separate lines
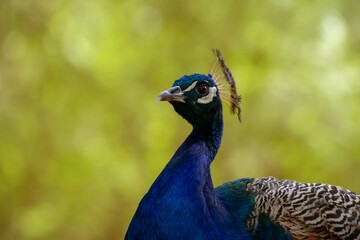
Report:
211,49,242,122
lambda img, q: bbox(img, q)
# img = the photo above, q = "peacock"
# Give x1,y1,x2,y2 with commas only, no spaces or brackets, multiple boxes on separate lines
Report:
125,50,360,240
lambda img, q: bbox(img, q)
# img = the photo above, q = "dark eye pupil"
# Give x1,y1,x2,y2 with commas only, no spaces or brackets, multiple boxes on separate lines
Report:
196,84,209,95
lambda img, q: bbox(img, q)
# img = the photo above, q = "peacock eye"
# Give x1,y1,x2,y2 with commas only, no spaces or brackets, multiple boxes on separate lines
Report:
196,84,209,96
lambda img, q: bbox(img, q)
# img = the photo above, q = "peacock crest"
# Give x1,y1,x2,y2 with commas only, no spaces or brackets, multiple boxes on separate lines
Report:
211,49,242,122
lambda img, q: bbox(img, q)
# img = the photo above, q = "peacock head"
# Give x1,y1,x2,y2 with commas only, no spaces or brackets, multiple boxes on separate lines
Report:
156,74,222,127
156,49,242,127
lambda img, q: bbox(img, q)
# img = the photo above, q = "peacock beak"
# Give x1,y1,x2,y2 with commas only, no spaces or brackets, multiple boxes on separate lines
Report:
156,86,186,104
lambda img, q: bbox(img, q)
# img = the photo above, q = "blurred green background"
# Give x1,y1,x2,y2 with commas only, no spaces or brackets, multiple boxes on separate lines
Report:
1,0,360,239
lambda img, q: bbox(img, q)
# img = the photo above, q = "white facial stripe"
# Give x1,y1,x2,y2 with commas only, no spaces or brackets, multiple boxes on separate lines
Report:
197,87,217,104
183,81,198,92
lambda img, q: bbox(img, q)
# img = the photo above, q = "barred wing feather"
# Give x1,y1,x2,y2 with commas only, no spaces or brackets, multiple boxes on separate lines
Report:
219,177,360,240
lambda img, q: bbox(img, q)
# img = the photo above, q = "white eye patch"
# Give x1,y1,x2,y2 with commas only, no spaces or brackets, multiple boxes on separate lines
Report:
183,81,198,92
197,86,217,104
182,81,217,104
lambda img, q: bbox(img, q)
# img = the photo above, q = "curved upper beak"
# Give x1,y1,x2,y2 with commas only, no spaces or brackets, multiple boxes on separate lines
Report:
156,86,186,104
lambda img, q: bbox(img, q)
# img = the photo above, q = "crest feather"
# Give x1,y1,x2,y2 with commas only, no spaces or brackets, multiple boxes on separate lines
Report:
211,49,242,122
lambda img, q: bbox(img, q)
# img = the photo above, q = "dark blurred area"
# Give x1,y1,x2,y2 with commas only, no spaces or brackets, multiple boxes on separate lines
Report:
1,0,360,239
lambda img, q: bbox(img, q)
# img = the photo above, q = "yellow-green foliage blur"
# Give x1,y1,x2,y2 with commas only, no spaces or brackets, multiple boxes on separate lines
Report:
1,0,360,239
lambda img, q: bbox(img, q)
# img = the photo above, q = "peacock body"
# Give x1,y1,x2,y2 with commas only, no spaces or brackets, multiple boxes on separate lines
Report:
125,50,360,240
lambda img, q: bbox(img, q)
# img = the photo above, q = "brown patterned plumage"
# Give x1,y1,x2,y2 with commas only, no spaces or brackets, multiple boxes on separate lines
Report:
244,177,360,240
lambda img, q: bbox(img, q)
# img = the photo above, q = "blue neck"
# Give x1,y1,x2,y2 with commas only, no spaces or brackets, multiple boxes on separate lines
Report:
157,111,224,210
126,113,230,239
169,111,223,168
